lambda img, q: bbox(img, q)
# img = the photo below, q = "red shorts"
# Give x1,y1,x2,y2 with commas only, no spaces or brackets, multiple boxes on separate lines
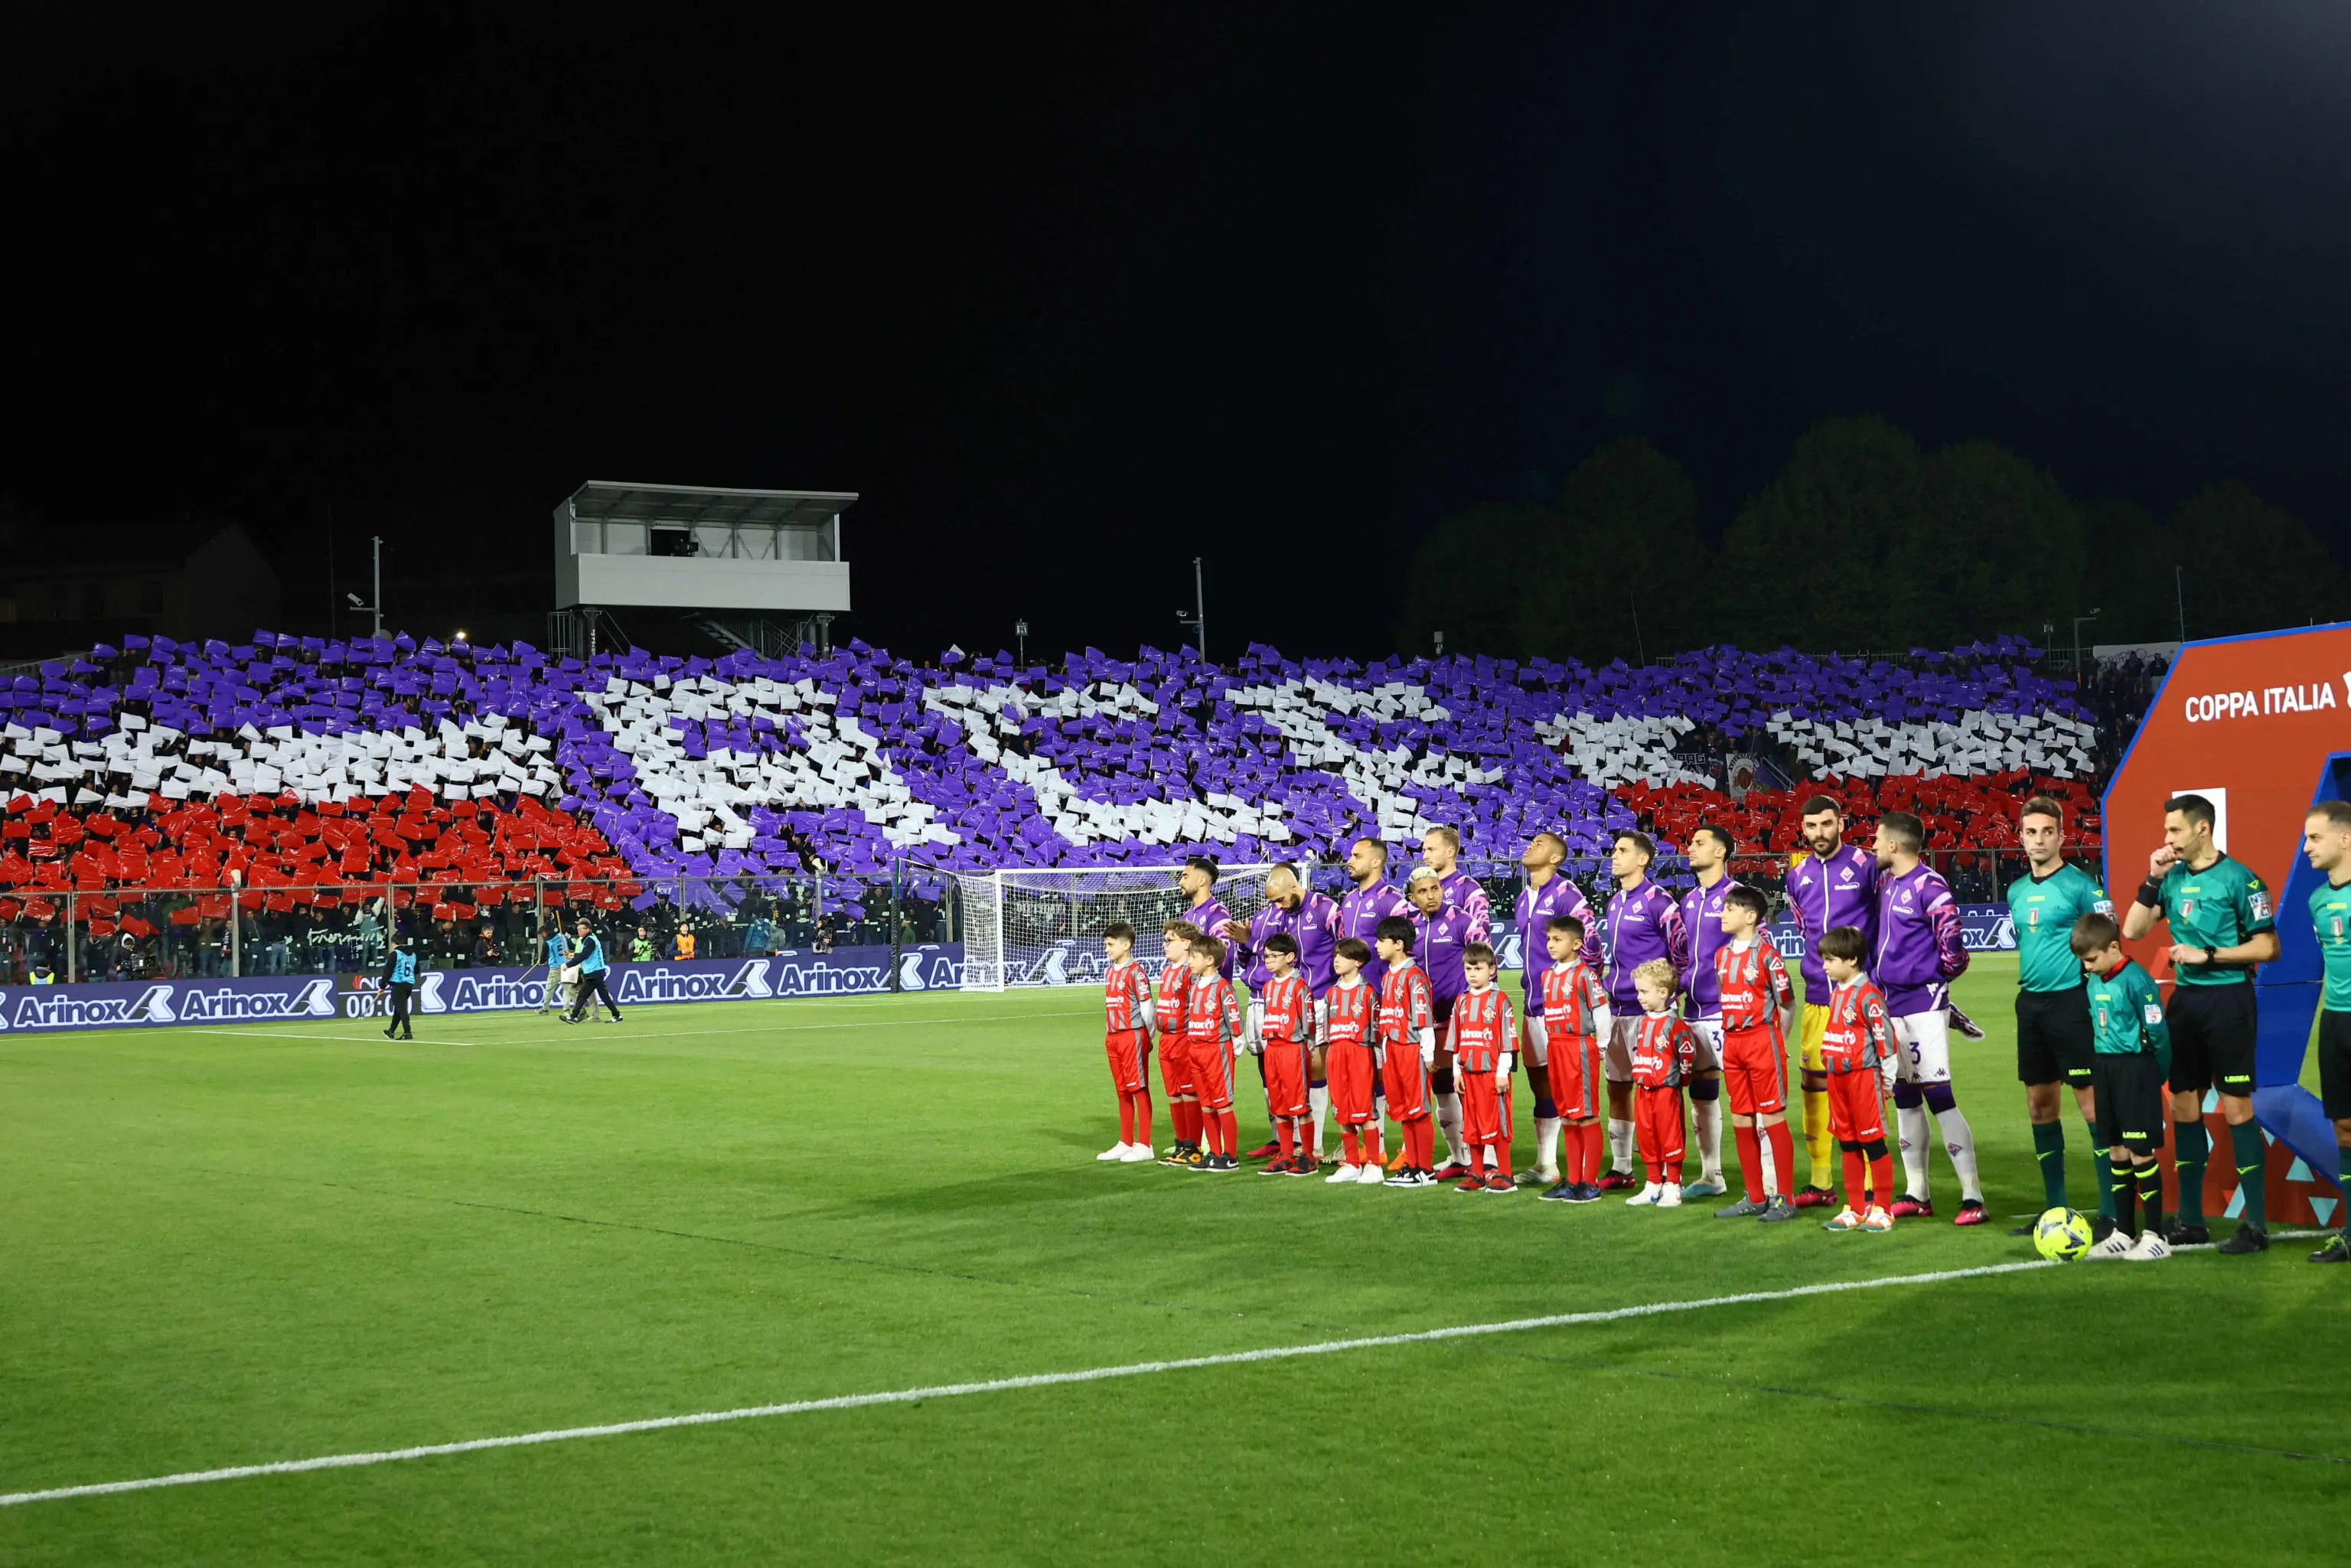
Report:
1188,1032,1234,1112
1328,1041,1378,1126
1263,1038,1309,1117
1381,1041,1430,1121
1156,1030,1193,1097
1634,1082,1685,1174
1825,1069,1887,1144
1722,1023,1789,1117
1459,1067,1510,1147
1104,1028,1149,1095
1545,1030,1602,1120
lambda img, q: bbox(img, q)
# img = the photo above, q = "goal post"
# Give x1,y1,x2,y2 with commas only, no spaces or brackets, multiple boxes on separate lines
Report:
951,864,1278,990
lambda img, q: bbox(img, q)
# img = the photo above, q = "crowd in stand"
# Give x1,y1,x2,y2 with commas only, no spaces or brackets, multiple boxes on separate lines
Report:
0,628,2119,983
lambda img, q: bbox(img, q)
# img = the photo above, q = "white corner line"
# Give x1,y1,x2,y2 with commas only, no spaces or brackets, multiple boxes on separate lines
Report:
2,1260,2049,1508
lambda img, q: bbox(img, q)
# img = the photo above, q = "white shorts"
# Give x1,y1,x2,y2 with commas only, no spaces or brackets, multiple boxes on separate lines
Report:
1892,1010,1952,1085
1523,1013,1549,1067
1605,1015,1639,1083
1685,1017,1723,1074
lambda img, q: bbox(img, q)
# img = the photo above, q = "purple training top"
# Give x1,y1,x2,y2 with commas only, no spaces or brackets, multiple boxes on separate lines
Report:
1871,860,1968,1016
1185,894,1237,980
1412,904,1480,1006
1678,874,1740,1022
1337,879,1412,991
1515,872,1593,1013
1244,889,1340,994
1599,878,1690,1011
1785,843,1878,997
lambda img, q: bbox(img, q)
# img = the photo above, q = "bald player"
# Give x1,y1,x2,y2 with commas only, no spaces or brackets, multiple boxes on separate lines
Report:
1516,830,1593,1185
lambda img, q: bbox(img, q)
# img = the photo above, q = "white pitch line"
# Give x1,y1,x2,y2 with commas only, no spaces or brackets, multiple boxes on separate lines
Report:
1,1259,2049,1508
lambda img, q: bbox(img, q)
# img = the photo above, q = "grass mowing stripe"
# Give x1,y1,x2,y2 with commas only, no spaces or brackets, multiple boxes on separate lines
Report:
1488,1348,2351,1465
0,1259,2050,1508
94,1155,1344,1329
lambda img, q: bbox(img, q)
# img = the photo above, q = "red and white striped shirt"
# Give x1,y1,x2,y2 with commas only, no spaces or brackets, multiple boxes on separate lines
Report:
1449,986,1516,1072
1104,958,1150,1035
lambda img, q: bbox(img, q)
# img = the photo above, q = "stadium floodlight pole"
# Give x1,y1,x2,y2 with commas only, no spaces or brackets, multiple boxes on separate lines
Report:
1016,618,1029,670
1176,558,1206,659
2072,608,2101,678
2174,566,2186,641
371,536,383,638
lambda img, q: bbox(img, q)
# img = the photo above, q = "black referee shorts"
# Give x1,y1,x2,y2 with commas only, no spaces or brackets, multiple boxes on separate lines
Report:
2092,1052,2165,1153
2016,986,2094,1087
2319,1010,2351,1121
2165,983,2258,1099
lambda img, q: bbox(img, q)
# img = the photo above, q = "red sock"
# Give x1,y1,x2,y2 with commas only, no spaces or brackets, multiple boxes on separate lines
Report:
1342,1128,1361,1165
1842,1149,1868,1208
1118,1092,1136,1146
1495,1137,1512,1179
1218,1110,1237,1156
1765,1120,1792,1198
1365,1127,1384,1166
1735,1125,1764,1204
1178,1102,1200,1146
1868,1153,1893,1208
1276,1120,1294,1161
1643,1157,1663,1184
1411,1118,1433,1169
1580,1123,1603,1184
1133,1090,1153,1148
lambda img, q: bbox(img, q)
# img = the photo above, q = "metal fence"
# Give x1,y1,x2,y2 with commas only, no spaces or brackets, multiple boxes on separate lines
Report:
0,871,955,986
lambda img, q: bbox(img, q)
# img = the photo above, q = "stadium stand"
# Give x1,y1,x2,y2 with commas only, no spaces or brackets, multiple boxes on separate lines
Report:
0,630,2106,981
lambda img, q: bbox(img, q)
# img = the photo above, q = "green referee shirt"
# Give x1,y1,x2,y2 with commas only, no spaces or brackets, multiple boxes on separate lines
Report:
2085,957,2170,1066
2311,876,2351,1013
2154,852,2274,986
2008,862,2111,993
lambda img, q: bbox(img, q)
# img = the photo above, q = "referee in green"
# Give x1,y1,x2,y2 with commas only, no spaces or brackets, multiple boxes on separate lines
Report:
2007,795,2115,1238
2121,793,2280,1253
2303,800,2351,1265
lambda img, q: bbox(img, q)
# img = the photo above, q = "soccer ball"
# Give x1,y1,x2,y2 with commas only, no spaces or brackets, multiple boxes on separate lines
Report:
2033,1206,2093,1262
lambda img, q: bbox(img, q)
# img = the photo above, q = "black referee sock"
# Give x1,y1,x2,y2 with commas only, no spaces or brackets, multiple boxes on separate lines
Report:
2137,1163,2164,1241
2114,1166,2137,1239
2229,1121,2267,1230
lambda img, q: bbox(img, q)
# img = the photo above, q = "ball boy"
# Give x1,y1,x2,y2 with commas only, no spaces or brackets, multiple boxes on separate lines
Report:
1322,936,1384,1182
1445,943,1518,1192
1254,933,1317,1175
1625,958,1700,1208
1535,914,1612,1203
2072,912,2173,1261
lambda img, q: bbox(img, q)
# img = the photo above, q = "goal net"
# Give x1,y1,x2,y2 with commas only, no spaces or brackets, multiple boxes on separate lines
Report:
951,865,1278,991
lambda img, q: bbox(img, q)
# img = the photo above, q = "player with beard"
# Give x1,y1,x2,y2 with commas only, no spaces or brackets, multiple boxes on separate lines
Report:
1784,797,1877,1206
1515,831,1593,1188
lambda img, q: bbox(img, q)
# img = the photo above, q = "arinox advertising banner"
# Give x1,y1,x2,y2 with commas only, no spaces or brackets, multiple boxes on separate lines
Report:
0,945,966,1033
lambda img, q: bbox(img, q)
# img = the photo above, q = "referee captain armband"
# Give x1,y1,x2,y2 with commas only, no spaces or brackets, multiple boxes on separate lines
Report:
2136,878,2165,909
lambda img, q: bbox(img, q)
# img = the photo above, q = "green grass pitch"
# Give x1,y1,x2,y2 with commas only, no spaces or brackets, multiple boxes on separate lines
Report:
2,954,2344,1564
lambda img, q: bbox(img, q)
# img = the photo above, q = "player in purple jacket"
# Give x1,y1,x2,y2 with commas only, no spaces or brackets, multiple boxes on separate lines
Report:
1870,810,1986,1226
1598,830,1689,1189
1410,865,1483,1177
1179,856,1237,980
1784,794,1880,1204
1250,862,1341,1163
1676,824,1739,1199
1337,837,1412,990
1516,830,1593,1185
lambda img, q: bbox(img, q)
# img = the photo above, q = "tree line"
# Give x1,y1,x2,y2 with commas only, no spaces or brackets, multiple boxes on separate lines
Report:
1400,416,2348,663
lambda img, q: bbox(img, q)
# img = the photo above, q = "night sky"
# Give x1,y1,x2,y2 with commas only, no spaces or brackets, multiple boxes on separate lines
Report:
8,2,2349,660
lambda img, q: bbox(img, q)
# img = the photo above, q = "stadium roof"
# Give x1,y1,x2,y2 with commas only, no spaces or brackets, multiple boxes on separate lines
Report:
559,481,857,531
